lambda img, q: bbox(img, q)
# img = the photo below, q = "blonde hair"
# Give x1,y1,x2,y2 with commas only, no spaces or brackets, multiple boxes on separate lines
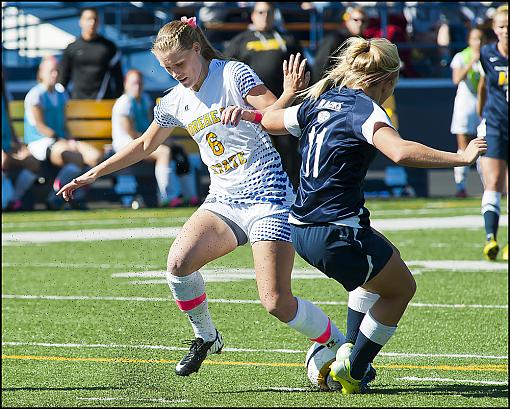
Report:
301,37,400,101
494,3,508,17
151,20,223,61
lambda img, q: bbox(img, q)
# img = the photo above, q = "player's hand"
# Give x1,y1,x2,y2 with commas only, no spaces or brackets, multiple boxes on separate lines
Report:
56,173,96,201
461,137,487,164
283,53,310,95
221,105,249,126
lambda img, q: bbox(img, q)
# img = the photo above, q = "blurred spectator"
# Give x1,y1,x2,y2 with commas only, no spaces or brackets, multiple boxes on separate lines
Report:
363,4,417,77
310,5,399,128
300,2,331,13
224,2,307,189
24,56,102,210
111,69,199,208
312,6,367,84
450,27,485,197
2,71,40,211
58,7,123,100
176,2,230,23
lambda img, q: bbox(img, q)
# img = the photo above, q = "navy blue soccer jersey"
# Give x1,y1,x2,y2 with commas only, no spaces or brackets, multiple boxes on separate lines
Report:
283,87,395,228
480,43,508,127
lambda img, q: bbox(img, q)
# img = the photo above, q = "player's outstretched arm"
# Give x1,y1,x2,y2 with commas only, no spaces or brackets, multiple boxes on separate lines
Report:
220,106,289,135
56,121,174,201
373,125,487,168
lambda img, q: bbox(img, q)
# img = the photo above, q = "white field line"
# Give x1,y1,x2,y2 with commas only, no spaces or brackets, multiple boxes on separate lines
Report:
76,397,191,404
2,262,163,269
0,209,488,229
109,261,507,284
2,217,189,229
2,227,182,243
397,376,508,386
2,294,507,309
3,341,507,360
3,260,507,273
371,207,487,216
2,215,508,243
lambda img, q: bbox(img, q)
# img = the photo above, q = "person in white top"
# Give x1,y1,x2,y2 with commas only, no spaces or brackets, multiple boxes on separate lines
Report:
450,27,484,197
112,69,197,207
24,55,102,209
56,16,347,380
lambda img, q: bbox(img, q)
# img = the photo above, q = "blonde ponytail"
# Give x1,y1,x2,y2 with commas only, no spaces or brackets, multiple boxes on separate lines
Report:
301,37,401,101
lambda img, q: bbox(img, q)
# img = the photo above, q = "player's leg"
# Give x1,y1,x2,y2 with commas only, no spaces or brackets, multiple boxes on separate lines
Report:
75,140,102,167
291,224,410,394
47,140,85,207
147,145,182,207
344,228,400,348
252,239,345,350
480,157,506,260
8,145,40,208
330,248,415,393
166,208,238,376
251,213,345,351
453,133,473,197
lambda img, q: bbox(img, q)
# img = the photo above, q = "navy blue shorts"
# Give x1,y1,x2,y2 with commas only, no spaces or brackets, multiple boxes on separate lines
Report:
482,119,508,161
290,224,394,292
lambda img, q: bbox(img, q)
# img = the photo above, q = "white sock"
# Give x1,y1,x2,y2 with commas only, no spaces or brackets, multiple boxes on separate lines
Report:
166,271,217,341
155,162,170,202
287,297,345,349
348,287,380,313
13,168,37,201
481,190,501,216
158,161,181,201
359,311,397,346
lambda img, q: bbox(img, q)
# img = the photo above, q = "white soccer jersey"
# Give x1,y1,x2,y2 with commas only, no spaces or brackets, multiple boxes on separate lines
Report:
154,59,295,206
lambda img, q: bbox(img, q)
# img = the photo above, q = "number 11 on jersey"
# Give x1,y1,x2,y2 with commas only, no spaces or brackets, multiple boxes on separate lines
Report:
304,126,328,178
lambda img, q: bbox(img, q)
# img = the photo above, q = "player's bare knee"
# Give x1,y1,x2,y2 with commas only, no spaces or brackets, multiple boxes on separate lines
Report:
166,257,191,277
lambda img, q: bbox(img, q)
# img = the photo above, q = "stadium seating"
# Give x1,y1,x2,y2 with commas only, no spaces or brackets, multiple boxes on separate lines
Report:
8,99,199,208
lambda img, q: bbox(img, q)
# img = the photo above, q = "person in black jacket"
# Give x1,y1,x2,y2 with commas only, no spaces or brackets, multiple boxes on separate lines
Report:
312,6,367,84
224,2,307,189
58,7,123,100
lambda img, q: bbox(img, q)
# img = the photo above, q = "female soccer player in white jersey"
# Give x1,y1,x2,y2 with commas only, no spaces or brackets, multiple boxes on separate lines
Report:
223,36,487,394
56,17,348,378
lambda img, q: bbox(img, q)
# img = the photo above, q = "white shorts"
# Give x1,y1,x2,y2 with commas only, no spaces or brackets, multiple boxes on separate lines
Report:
200,195,292,245
450,93,480,135
27,137,55,161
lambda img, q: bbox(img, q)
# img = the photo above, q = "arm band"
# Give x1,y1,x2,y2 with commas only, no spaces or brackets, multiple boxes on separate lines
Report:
253,111,263,124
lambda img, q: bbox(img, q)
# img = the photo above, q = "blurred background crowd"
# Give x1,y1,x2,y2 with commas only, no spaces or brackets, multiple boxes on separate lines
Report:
1,2,507,210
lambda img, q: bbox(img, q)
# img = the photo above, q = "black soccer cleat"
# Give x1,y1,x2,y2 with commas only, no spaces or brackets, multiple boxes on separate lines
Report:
175,330,224,376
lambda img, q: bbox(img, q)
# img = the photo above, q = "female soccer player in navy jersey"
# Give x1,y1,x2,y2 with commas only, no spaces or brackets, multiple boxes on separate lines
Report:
56,17,349,379
477,4,508,261
222,36,487,394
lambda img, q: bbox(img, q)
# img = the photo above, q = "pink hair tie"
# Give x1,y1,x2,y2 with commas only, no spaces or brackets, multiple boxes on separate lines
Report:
181,16,197,29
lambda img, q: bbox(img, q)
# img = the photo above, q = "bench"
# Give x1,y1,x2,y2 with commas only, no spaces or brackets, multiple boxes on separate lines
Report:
8,99,201,208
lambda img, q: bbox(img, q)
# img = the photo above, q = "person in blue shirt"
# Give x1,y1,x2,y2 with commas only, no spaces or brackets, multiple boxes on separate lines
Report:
2,70,40,210
476,4,508,261
222,36,487,394
24,55,102,209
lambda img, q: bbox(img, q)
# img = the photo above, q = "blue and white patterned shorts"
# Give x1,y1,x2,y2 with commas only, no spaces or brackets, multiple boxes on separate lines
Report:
200,195,292,245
